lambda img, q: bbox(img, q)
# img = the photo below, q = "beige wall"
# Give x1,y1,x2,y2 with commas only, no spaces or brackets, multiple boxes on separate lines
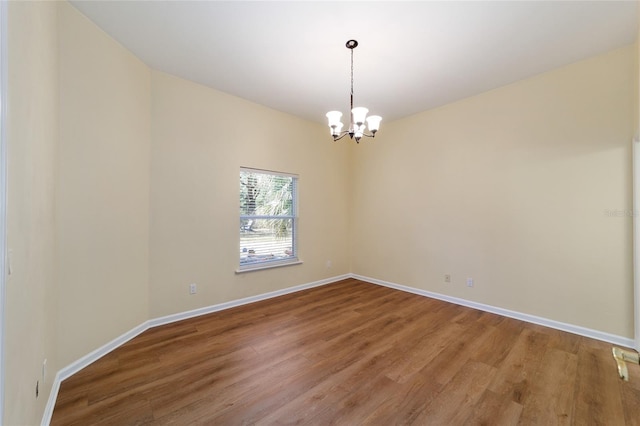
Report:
149,71,350,317
56,2,150,366
351,46,636,338
5,1,58,424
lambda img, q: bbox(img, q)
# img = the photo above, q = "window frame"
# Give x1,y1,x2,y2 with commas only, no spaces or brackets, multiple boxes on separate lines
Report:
237,167,301,273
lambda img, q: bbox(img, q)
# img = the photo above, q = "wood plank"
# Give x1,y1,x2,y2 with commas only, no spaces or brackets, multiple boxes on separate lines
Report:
412,360,496,424
471,316,525,367
487,327,549,404
517,348,578,425
572,339,626,425
464,389,523,425
414,320,496,387
361,368,444,425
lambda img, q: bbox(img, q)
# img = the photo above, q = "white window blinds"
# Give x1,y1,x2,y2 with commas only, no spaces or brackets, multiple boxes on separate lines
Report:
239,168,298,271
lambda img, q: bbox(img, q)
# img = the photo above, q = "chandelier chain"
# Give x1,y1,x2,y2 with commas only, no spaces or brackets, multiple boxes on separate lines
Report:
350,47,354,111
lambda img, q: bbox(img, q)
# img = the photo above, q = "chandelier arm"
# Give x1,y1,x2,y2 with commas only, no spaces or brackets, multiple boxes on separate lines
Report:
332,131,350,141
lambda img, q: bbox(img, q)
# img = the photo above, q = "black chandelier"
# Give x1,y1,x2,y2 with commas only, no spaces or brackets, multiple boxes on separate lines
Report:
326,40,381,143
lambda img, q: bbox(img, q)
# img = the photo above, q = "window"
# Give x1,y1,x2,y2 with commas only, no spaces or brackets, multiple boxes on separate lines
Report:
239,168,299,271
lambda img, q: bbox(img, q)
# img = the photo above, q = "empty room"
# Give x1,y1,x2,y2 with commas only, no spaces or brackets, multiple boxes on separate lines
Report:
2,1,640,425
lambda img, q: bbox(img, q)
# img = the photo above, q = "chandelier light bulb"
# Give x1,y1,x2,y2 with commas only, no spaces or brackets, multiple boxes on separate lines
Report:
326,111,343,128
333,122,344,137
366,115,382,133
351,107,369,126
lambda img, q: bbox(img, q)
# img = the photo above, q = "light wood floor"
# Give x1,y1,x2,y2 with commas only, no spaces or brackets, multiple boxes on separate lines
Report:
51,278,640,425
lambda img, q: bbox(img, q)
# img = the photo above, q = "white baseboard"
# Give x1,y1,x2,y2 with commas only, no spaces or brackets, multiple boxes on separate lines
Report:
41,373,60,426
351,273,636,349
41,274,349,425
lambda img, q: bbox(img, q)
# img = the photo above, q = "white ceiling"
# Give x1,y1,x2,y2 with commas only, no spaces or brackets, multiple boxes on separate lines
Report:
70,1,637,125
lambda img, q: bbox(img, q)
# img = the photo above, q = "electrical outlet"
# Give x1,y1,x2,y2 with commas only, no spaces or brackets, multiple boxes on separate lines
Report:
444,274,451,283
42,359,47,384
466,277,474,287
326,260,332,269
189,283,197,294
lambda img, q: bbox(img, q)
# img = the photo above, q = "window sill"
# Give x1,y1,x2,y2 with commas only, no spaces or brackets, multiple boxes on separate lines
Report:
235,259,303,274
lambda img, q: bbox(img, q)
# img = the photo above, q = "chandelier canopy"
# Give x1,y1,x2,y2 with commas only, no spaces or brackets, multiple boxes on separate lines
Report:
326,40,381,143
